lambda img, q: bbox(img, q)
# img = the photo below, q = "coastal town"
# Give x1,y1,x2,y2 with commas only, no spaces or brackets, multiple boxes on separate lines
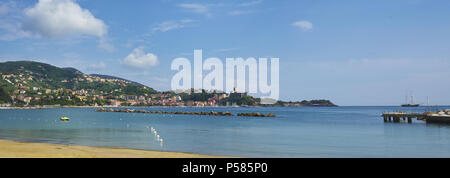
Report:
0,61,336,108
0,70,250,107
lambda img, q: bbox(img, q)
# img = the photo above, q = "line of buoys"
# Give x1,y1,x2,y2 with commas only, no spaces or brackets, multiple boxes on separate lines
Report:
149,126,163,147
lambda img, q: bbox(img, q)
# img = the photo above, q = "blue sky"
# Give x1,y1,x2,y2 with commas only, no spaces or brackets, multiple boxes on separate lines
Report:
1,0,450,106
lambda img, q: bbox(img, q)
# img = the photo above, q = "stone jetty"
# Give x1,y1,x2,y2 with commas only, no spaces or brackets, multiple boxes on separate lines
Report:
95,108,276,117
237,112,277,117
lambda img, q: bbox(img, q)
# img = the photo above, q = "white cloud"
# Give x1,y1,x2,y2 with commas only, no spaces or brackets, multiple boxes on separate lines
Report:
238,0,263,7
292,20,313,31
22,0,107,38
177,3,211,17
123,47,159,68
152,19,194,32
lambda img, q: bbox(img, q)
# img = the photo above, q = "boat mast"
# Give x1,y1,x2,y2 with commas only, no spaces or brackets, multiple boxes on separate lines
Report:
405,90,408,104
409,91,415,105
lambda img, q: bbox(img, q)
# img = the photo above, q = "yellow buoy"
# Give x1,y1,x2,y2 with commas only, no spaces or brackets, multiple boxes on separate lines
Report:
60,117,70,121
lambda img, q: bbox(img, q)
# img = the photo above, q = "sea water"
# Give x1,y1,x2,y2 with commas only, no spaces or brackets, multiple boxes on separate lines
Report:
1,106,450,157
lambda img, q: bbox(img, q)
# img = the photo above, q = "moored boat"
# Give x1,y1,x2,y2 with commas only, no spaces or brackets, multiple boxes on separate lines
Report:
401,91,420,107
401,104,419,107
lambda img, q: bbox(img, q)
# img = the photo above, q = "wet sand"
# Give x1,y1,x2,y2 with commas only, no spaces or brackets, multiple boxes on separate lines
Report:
0,139,224,158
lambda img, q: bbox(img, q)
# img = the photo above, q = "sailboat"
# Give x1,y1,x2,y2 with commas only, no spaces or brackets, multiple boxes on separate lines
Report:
401,91,419,107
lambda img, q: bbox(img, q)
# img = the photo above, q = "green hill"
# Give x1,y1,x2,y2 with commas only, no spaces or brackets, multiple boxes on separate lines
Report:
268,99,338,107
0,60,158,99
0,61,82,81
299,100,337,106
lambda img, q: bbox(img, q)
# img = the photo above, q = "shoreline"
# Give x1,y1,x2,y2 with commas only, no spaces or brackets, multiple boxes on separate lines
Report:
0,105,342,110
0,139,226,158
0,105,107,110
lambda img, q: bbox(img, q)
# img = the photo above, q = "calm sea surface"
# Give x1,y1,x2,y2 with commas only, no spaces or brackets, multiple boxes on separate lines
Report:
1,106,450,157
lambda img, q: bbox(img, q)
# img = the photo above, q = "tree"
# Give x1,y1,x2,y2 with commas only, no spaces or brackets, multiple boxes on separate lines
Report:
218,96,258,106
0,86,12,103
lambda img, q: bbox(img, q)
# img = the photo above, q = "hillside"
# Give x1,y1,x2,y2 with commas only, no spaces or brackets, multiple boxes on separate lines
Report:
0,61,158,106
0,61,82,81
90,74,145,86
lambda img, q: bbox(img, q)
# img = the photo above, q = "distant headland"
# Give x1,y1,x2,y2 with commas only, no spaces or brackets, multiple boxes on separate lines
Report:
0,61,337,108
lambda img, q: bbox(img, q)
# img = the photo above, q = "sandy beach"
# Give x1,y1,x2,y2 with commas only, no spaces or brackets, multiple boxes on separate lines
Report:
0,139,223,158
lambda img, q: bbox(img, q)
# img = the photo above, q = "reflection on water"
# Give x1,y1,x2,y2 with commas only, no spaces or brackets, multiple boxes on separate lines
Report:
425,123,450,129
0,106,450,157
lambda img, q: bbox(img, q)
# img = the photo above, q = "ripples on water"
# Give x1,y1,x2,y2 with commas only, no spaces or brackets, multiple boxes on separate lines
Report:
1,106,450,157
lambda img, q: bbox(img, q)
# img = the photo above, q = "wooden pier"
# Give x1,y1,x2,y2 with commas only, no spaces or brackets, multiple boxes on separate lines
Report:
382,110,450,124
382,112,426,123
